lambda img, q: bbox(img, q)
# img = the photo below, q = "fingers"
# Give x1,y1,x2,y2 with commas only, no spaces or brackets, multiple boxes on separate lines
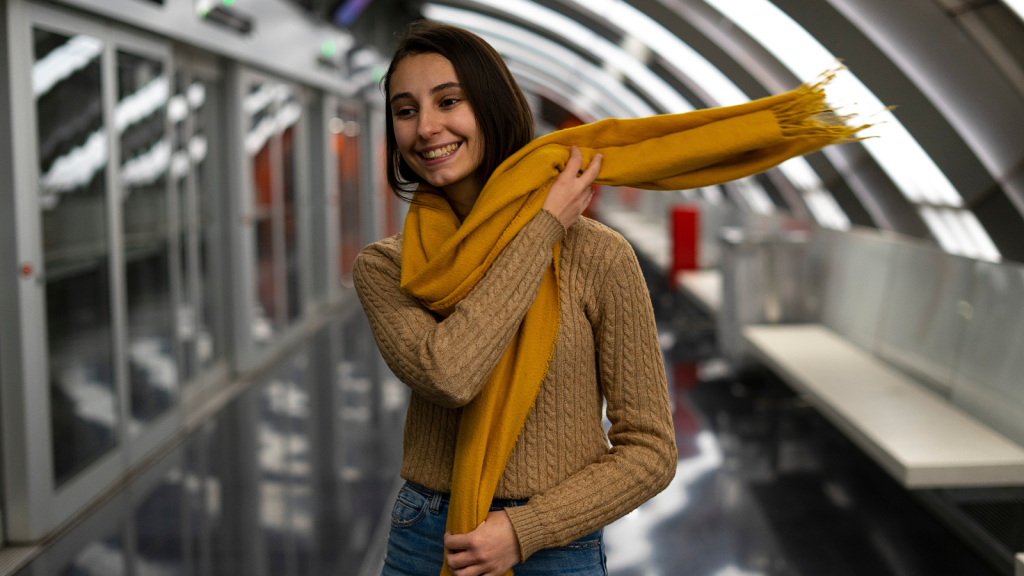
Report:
446,549,476,569
444,531,471,550
564,145,583,175
449,562,486,576
446,548,489,576
444,531,478,570
581,153,602,184
542,146,602,230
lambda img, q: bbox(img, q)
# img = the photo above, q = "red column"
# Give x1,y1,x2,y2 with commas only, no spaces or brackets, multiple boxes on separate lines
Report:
670,205,700,288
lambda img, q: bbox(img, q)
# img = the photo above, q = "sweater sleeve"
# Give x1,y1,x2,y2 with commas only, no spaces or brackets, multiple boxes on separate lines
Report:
504,242,678,561
353,209,565,409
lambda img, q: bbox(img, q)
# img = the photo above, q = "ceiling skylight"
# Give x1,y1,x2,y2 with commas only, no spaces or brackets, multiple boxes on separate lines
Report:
449,0,694,113
564,0,748,106
423,4,654,118
704,0,963,208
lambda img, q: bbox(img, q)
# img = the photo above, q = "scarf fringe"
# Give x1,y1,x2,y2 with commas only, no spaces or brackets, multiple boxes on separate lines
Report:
771,67,875,143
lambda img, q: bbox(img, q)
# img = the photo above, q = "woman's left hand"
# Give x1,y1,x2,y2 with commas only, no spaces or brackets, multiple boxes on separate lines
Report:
444,510,521,576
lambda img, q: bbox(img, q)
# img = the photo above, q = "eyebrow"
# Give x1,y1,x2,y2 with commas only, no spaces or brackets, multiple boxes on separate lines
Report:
389,82,462,104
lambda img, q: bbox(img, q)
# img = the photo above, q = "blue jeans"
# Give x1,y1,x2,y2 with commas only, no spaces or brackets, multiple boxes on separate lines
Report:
381,481,607,576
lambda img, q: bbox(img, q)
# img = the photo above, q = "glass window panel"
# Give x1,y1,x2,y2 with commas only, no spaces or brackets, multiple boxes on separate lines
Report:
952,262,1024,446
182,433,205,573
58,532,126,576
33,28,118,486
286,354,312,576
172,71,196,383
247,79,303,341
335,103,362,287
117,50,176,430
177,177,195,381
283,121,301,322
875,245,976,392
192,78,222,371
248,81,278,343
204,420,229,574
134,467,185,576
820,231,895,351
259,377,291,575
336,313,379,558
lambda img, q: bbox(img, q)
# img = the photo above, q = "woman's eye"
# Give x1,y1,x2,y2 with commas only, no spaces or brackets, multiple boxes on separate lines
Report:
440,97,460,108
394,108,416,118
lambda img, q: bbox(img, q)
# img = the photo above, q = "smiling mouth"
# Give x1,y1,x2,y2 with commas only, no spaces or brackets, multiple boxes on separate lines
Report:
420,142,460,160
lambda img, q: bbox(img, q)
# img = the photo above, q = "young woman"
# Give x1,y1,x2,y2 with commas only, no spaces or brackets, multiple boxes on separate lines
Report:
354,21,677,576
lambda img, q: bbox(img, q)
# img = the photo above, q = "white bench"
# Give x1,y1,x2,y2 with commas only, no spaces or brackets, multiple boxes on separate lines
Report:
676,270,721,315
743,324,1024,488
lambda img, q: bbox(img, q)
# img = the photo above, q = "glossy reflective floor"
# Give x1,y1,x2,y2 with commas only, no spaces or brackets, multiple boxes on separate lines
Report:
604,261,1001,576
14,307,407,576
605,360,1000,576
13,270,1003,576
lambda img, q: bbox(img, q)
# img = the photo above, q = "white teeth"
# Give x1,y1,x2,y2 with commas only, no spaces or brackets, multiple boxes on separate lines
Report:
423,143,458,159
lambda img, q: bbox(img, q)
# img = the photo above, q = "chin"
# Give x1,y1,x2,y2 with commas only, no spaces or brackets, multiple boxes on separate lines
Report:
422,169,469,190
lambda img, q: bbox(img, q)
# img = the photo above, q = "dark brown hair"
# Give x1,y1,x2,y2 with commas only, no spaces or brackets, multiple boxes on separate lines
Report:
383,21,534,200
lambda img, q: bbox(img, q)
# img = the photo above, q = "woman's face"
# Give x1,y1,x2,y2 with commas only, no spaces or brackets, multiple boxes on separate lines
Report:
388,53,485,196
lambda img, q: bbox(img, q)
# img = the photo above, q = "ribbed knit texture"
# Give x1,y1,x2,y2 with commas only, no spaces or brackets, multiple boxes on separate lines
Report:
354,210,677,561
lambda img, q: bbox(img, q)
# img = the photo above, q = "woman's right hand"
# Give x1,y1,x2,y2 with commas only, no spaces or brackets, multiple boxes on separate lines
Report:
543,146,602,230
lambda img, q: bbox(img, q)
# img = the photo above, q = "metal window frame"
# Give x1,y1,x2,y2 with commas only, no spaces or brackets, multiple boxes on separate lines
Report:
366,96,390,246
0,0,183,542
366,96,389,247
305,91,330,306
324,95,342,299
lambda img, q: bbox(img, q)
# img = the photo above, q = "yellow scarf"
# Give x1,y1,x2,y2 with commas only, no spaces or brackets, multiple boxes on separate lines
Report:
400,75,866,576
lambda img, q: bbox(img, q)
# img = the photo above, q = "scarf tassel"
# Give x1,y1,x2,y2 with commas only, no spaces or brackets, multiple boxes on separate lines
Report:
771,68,876,143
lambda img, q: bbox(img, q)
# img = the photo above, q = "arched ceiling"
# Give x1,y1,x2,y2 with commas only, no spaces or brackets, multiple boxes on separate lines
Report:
288,0,1024,262
407,0,1024,262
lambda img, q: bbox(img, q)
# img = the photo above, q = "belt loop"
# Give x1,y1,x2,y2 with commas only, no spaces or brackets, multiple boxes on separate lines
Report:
430,491,442,515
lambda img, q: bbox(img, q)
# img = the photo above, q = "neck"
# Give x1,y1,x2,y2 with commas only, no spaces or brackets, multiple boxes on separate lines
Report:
442,176,483,223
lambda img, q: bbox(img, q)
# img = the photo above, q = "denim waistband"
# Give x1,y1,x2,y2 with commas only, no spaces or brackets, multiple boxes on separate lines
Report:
404,481,530,508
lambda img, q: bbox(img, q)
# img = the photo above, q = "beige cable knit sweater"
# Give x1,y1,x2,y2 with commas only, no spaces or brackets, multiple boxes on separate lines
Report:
353,209,677,561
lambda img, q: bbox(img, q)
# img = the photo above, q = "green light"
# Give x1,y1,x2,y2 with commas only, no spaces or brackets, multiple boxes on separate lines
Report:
371,66,387,83
222,0,235,6
321,40,337,58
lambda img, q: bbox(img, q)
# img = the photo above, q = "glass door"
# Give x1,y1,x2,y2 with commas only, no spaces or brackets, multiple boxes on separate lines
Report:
32,23,119,489
1,2,181,540
237,69,309,350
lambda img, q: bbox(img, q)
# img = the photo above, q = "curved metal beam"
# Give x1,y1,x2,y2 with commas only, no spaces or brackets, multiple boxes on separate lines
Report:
423,4,654,118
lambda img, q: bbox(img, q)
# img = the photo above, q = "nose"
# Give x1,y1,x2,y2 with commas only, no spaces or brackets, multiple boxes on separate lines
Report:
417,106,442,140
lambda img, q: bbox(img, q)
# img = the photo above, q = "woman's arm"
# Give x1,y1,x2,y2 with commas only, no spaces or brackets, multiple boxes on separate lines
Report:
353,209,565,408
504,242,678,561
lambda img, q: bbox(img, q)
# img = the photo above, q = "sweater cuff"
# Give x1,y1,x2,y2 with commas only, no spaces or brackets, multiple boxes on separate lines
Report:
504,502,548,562
534,209,566,245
